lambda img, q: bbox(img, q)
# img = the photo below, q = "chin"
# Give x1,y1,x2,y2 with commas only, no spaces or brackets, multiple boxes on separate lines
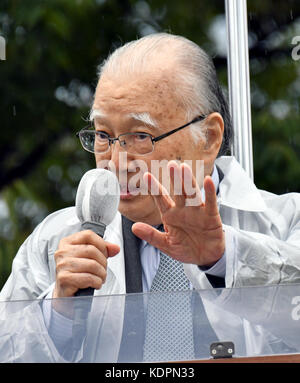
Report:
118,195,159,224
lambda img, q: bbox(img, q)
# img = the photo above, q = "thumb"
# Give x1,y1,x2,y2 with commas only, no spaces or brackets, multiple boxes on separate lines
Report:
106,242,120,258
132,222,167,250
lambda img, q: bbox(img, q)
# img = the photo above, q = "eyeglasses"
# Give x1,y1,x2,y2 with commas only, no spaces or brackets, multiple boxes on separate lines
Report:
76,115,206,156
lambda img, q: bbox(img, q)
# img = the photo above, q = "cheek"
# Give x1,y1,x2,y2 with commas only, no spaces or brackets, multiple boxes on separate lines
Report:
95,154,111,170
174,134,204,161
156,137,191,161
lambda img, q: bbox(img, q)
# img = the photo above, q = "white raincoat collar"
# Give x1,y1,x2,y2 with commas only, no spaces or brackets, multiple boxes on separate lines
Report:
216,156,267,212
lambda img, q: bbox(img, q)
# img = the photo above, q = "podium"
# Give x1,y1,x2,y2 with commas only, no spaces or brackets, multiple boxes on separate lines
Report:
0,283,300,362
198,354,300,362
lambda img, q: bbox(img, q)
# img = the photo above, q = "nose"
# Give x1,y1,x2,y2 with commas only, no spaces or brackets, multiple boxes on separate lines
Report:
109,139,119,165
94,140,123,174
108,140,130,176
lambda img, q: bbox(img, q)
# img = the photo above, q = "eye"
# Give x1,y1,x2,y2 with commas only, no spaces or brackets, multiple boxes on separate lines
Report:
96,131,110,140
134,132,150,141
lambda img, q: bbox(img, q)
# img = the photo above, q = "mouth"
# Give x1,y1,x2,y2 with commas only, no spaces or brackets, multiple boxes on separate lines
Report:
119,178,150,200
119,184,140,200
120,187,134,200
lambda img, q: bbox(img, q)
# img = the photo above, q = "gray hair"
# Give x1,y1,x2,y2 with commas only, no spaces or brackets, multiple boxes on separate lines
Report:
97,33,233,156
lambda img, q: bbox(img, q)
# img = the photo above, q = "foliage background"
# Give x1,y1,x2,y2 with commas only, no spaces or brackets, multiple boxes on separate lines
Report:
0,0,299,289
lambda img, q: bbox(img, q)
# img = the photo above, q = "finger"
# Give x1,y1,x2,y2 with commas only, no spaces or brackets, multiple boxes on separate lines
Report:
64,231,120,258
132,222,169,253
106,242,121,258
203,176,219,216
66,230,108,255
66,272,104,291
168,161,186,207
57,257,107,281
76,242,119,260
180,163,203,207
54,245,108,278
144,172,175,214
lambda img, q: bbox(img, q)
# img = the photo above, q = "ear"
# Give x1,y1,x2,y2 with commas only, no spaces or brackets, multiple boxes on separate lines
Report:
203,112,224,159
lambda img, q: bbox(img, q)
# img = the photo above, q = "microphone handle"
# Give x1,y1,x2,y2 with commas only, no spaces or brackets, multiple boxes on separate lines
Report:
71,220,108,358
75,221,106,297
75,287,94,296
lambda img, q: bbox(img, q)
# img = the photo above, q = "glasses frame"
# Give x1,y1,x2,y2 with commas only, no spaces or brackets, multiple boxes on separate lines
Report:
76,115,206,155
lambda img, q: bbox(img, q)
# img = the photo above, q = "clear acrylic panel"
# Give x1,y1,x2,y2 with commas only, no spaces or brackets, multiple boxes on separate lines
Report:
1,283,300,362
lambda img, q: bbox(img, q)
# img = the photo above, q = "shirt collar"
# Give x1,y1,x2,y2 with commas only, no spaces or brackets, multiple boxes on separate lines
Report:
215,156,267,212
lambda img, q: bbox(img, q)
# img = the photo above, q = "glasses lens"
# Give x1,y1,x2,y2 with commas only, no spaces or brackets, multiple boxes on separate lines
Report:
80,131,109,153
120,133,153,155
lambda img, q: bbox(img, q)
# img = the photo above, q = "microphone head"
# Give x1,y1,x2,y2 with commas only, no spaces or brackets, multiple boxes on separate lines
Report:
75,168,120,226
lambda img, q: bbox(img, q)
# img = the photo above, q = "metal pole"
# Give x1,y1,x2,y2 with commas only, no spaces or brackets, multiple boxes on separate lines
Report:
225,0,254,180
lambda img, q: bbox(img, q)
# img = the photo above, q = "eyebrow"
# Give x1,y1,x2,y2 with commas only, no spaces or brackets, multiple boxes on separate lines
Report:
90,109,159,130
89,108,106,121
128,112,158,129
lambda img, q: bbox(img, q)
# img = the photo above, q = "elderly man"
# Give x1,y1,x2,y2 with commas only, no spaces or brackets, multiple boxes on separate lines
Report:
1,33,300,304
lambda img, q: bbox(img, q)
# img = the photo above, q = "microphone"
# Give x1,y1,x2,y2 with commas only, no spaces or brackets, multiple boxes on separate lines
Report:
70,168,120,359
75,168,120,296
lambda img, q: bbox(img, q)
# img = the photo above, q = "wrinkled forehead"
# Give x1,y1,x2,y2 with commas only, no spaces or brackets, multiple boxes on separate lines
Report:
92,72,185,123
